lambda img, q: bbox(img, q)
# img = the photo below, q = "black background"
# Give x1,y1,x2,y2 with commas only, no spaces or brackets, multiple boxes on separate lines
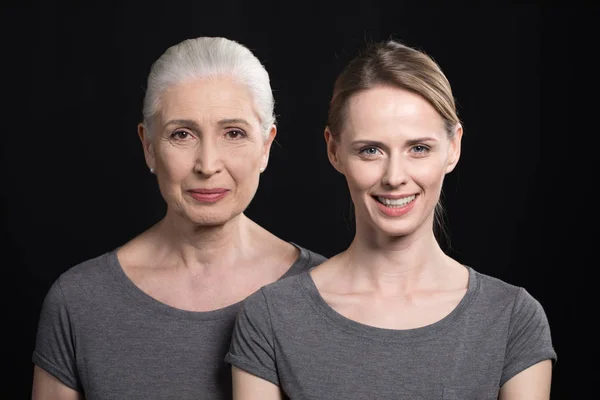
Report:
1,1,595,398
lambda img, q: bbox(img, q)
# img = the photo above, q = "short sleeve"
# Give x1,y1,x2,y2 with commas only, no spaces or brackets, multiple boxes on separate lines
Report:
500,288,557,386
32,278,81,391
225,289,279,386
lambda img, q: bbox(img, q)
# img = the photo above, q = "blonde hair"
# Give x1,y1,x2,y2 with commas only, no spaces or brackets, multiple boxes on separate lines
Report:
328,40,460,138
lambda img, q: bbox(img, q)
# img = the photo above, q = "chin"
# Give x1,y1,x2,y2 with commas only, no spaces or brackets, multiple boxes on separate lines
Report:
172,206,238,227
360,206,419,237
189,217,230,227
195,210,242,226
373,222,416,238
370,209,437,240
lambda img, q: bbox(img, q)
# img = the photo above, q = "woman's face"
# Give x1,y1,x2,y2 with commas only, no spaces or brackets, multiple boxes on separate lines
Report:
326,85,461,238
140,76,276,226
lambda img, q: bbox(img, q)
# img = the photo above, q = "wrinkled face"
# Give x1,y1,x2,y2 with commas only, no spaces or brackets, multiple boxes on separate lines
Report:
140,76,276,226
326,85,461,238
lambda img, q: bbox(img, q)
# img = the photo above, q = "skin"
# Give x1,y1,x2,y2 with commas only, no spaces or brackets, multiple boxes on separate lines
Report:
33,76,299,398
233,85,552,399
32,367,82,400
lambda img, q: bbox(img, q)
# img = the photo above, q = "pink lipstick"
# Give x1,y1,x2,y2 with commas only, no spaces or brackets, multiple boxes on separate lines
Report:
187,188,229,203
373,194,417,217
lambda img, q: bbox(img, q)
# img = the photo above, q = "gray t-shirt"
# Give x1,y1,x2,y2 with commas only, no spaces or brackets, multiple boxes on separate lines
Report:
226,266,556,399
33,244,326,399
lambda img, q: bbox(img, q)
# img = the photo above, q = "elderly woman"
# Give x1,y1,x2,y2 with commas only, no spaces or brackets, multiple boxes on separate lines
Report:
31,36,326,399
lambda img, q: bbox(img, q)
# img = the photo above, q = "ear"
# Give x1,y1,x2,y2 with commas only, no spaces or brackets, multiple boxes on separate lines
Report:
260,125,277,173
325,127,344,174
445,123,463,174
138,123,156,171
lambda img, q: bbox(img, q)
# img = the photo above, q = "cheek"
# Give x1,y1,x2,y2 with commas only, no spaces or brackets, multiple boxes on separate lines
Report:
411,158,447,187
159,147,196,180
224,145,263,181
345,160,383,190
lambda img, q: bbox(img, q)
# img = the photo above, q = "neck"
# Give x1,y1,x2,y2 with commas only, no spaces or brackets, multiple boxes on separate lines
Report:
150,208,253,272
344,215,449,294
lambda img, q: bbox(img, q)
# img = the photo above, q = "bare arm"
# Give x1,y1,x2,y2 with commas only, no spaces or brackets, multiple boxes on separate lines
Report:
32,366,82,400
499,360,552,400
232,366,283,400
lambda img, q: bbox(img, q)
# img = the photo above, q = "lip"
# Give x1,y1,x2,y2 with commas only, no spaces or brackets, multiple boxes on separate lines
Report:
373,194,417,217
187,188,229,203
373,194,417,199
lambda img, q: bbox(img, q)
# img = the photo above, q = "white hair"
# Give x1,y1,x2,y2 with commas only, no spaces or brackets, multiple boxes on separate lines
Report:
142,37,276,138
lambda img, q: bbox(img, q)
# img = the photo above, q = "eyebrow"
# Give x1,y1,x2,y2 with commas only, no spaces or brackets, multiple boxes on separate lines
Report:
217,118,252,128
351,140,386,147
351,137,438,147
406,137,438,145
164,119,201,131
164,118,252,130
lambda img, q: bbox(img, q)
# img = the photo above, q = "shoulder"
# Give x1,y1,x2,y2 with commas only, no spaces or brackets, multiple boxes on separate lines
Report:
301,247,327,270
265,271,308,300
58,251,114,284
48,251,116,304
470,267,522,304
471,270,558,383
286,243,327,276
468,267,548,320
238,272,314,333
246,272,309,313
38,251,118,330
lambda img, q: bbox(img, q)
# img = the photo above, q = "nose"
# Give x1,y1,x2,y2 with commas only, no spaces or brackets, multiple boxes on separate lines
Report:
194,139,223,176
382,152,407,188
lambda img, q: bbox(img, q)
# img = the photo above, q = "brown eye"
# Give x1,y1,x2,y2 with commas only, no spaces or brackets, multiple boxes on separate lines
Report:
171,130,190,140
225,129,247,139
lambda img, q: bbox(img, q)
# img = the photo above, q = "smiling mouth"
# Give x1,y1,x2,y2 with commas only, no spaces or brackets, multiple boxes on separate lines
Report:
374,195,417,208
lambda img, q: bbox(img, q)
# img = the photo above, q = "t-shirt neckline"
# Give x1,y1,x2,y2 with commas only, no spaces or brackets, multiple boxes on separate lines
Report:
106,242,311,321
298,265,480,342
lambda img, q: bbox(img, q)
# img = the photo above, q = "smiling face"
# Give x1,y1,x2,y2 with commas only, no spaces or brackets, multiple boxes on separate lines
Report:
326,85,462,238
139,76,276,226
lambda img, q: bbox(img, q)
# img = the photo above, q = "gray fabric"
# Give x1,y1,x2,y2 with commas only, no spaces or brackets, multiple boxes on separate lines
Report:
33,244,326,399
226,266,556,399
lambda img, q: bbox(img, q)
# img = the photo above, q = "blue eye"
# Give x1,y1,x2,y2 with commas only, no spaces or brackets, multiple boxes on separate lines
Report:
412,145,430,154
360,147,379,155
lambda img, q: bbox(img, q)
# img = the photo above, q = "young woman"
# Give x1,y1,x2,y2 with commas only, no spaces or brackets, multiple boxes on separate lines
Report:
226,40,556,399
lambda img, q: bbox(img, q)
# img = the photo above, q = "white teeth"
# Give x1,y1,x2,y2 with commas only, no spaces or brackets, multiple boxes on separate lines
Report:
376,195,416,207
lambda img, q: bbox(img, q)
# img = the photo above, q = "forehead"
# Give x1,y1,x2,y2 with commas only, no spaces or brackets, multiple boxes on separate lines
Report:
158,76,260,126
343,85,446,139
